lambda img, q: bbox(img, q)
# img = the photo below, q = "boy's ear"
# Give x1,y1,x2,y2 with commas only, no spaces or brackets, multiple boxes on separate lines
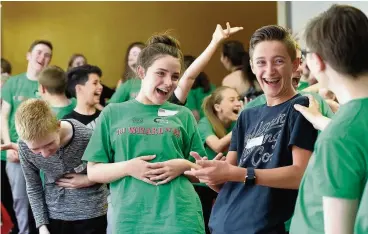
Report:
292,57,301,73
137,66,146,80
26,52,31,62
214,103,221,112
39,84,46,94
75,84,82,94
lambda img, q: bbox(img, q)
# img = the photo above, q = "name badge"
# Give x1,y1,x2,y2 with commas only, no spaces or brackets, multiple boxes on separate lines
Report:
158,108,178,117
245,136,264,149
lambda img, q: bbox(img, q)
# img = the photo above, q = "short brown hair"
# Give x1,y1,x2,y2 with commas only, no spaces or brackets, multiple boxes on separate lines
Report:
249,25,297,61
1,58,12,74
38,66,67,95
305,4,368,78
28,40,53,53
15,99,59,141
137,33,184,75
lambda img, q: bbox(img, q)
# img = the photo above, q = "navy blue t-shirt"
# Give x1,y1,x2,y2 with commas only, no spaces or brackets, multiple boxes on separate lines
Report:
209,94,318,234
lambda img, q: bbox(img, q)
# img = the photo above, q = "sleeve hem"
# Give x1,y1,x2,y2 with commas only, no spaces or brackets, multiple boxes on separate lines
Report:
319,189,360,200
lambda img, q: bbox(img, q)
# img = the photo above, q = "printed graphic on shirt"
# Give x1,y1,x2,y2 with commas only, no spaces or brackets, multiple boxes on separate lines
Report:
239,113,286,167
116,126,181,138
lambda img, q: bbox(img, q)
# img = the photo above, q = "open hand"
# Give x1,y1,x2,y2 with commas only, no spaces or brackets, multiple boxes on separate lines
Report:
294,94,323,129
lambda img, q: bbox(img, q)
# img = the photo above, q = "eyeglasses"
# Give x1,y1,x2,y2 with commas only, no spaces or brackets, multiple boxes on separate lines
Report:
300,49,312,60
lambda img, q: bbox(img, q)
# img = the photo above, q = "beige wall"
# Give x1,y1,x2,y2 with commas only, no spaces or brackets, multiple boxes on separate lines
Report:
2,1,277,87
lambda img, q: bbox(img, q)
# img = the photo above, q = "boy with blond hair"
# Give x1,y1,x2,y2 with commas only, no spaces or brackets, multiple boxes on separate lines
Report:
13,99,108,234
37,65,76,119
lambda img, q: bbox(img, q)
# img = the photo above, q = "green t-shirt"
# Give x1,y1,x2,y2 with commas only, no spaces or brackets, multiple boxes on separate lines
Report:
245,91,334,119
195,117,235,187
297,81,309,91
290,98,368,234
109,78,141,103
197,117,235,160
51,98,77,119
185,84,216,119
82,99,205,233
355,181,368,234
1,73,39,160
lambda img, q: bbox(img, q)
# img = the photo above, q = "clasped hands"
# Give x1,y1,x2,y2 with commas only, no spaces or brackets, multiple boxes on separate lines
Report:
132,152,231,186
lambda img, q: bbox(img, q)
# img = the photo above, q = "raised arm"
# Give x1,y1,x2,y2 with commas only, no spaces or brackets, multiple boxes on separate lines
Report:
174,22,243,103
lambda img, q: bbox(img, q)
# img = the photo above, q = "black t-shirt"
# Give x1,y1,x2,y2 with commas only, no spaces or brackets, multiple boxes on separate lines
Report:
63,110,101,130
100,84,115,106
209,94,318,234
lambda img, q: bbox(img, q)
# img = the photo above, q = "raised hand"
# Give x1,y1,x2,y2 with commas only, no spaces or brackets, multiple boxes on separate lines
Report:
212,22,243,44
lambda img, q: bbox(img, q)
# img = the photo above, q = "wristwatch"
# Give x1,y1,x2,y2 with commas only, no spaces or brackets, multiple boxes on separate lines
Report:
244,167,256,185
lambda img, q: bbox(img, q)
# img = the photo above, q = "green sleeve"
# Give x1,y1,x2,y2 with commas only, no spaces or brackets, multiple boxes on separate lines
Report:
354,182,368,234
184,111,207,162
244,94,266,110
197,118,215,144
70,98,77,107
308,92,334,118
185,90,197,111
313,137,366,199
108,80,131,104
297,81,310,91
2,76,14,104
82,107,114,163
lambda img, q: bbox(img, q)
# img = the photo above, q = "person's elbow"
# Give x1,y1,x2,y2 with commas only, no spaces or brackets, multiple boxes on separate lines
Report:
289,165,306,189
209,144,223,154
86,163,101,183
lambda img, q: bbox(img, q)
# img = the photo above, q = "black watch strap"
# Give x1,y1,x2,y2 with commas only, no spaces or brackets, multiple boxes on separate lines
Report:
245,167,256,185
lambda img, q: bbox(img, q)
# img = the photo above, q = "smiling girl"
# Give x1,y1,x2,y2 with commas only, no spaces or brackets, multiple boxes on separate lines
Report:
82,24,242,233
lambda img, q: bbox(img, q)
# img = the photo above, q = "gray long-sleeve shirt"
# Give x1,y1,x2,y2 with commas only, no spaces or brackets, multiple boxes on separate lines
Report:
18,119,108,228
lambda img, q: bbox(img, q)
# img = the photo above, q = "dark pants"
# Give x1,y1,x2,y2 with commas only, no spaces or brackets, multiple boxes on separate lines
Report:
194,185,218,234
48,215,107,234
